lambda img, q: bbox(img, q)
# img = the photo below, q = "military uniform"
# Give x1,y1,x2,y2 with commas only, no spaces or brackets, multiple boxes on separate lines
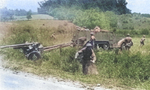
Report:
117,34,133,50
140,35,145,47
75,43,97,75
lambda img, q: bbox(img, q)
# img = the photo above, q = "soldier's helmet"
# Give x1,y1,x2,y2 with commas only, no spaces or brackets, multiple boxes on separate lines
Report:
86,43,92,47
127,33,130,36
90,32,94,35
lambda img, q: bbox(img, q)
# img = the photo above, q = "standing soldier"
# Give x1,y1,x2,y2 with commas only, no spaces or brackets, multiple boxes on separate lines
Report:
140,35,146,47
75,43,98,75
89,32,96,49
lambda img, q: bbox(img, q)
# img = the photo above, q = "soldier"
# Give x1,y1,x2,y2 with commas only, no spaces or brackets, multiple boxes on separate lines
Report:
117,34,133,50
75,43,97,75
72,36,87,47
89,32,96,49
140,35,146,47
94,26,101,32
77,37,87,47
125,34,133,50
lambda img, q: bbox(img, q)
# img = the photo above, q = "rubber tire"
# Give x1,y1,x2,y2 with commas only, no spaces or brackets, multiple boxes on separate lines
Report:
103,43,109,50
28,52,41,60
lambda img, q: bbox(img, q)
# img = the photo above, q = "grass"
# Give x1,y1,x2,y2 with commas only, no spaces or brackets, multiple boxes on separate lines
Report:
1,20,150,90
2,20,76,46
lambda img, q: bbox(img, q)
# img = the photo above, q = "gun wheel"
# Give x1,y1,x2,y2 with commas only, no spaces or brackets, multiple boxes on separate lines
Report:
28,52,41,60
103,44,109,50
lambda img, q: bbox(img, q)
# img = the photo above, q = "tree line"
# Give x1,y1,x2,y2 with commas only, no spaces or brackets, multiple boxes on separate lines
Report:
0,8,32,21
38,0,131,15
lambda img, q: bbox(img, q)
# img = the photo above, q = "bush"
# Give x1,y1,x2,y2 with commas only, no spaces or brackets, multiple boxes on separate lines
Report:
129,30,139,35
73,9,110,29
42,48,81,73
97,51,150,81
140,29,149,35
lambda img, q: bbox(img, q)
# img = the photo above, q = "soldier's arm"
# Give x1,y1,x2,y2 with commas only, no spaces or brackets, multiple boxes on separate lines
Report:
91,49,96,63
75,47,86,59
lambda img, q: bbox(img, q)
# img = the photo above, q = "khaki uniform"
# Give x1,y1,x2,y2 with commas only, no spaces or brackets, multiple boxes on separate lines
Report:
77,37,87,47
94,26,101,32
140,36,145,47
117,36,133,50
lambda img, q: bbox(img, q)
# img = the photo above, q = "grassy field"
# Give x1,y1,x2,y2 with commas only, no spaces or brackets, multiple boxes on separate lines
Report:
1,20,150,90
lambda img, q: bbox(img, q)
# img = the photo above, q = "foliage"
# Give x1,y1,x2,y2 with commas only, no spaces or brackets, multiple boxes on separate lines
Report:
38,0,131,15
73,9,110,29
2,20,150,89
26,10,32,20
97,51,150,82
49,7,115,29
47,5,150,34
42,48,81,73
140,29,149,35
0,7,31,21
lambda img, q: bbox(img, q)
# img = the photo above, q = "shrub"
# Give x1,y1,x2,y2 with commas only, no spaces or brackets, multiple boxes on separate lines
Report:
42,47,81,73
97,51,150,81
140,29,149,35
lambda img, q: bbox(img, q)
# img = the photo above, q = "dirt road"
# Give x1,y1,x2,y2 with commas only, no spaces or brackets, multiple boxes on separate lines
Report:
0,56,84,90
0,56,109,90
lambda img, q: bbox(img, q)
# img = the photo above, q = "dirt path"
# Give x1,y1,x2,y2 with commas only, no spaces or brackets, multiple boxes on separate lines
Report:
0,56,109,90
0,56,87,90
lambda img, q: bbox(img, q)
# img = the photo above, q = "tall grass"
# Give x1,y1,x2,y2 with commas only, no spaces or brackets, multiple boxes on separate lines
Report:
2,20,76,46
2,20,150,89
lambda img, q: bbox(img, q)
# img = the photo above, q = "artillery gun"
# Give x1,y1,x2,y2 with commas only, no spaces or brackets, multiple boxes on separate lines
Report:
0,42,73,60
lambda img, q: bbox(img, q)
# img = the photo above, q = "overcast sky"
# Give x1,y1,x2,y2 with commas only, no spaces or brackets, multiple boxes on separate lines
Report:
126,0,150,14
0,0,42,12
0,0,150,14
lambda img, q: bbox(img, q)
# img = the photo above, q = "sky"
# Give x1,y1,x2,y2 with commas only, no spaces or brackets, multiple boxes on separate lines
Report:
0,0,150,14
0,0,42,12
126,0,150,14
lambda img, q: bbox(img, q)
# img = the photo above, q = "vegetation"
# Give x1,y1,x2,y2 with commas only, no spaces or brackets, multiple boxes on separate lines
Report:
1,0,150,89
0,8,33,21
38,0,131,15
26,10,32,20
36,0,150,33
1,20,150,89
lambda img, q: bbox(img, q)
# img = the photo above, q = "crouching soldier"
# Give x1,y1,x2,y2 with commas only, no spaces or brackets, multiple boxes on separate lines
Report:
118,34,133,50
124,34,133,50
75,43,98,75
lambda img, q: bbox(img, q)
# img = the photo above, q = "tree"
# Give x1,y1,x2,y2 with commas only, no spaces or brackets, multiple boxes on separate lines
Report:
26,10,32,20
37,0,131,15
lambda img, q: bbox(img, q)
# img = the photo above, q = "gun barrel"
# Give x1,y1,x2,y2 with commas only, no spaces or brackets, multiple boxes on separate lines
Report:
0,43,34,49
43,43,73,52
